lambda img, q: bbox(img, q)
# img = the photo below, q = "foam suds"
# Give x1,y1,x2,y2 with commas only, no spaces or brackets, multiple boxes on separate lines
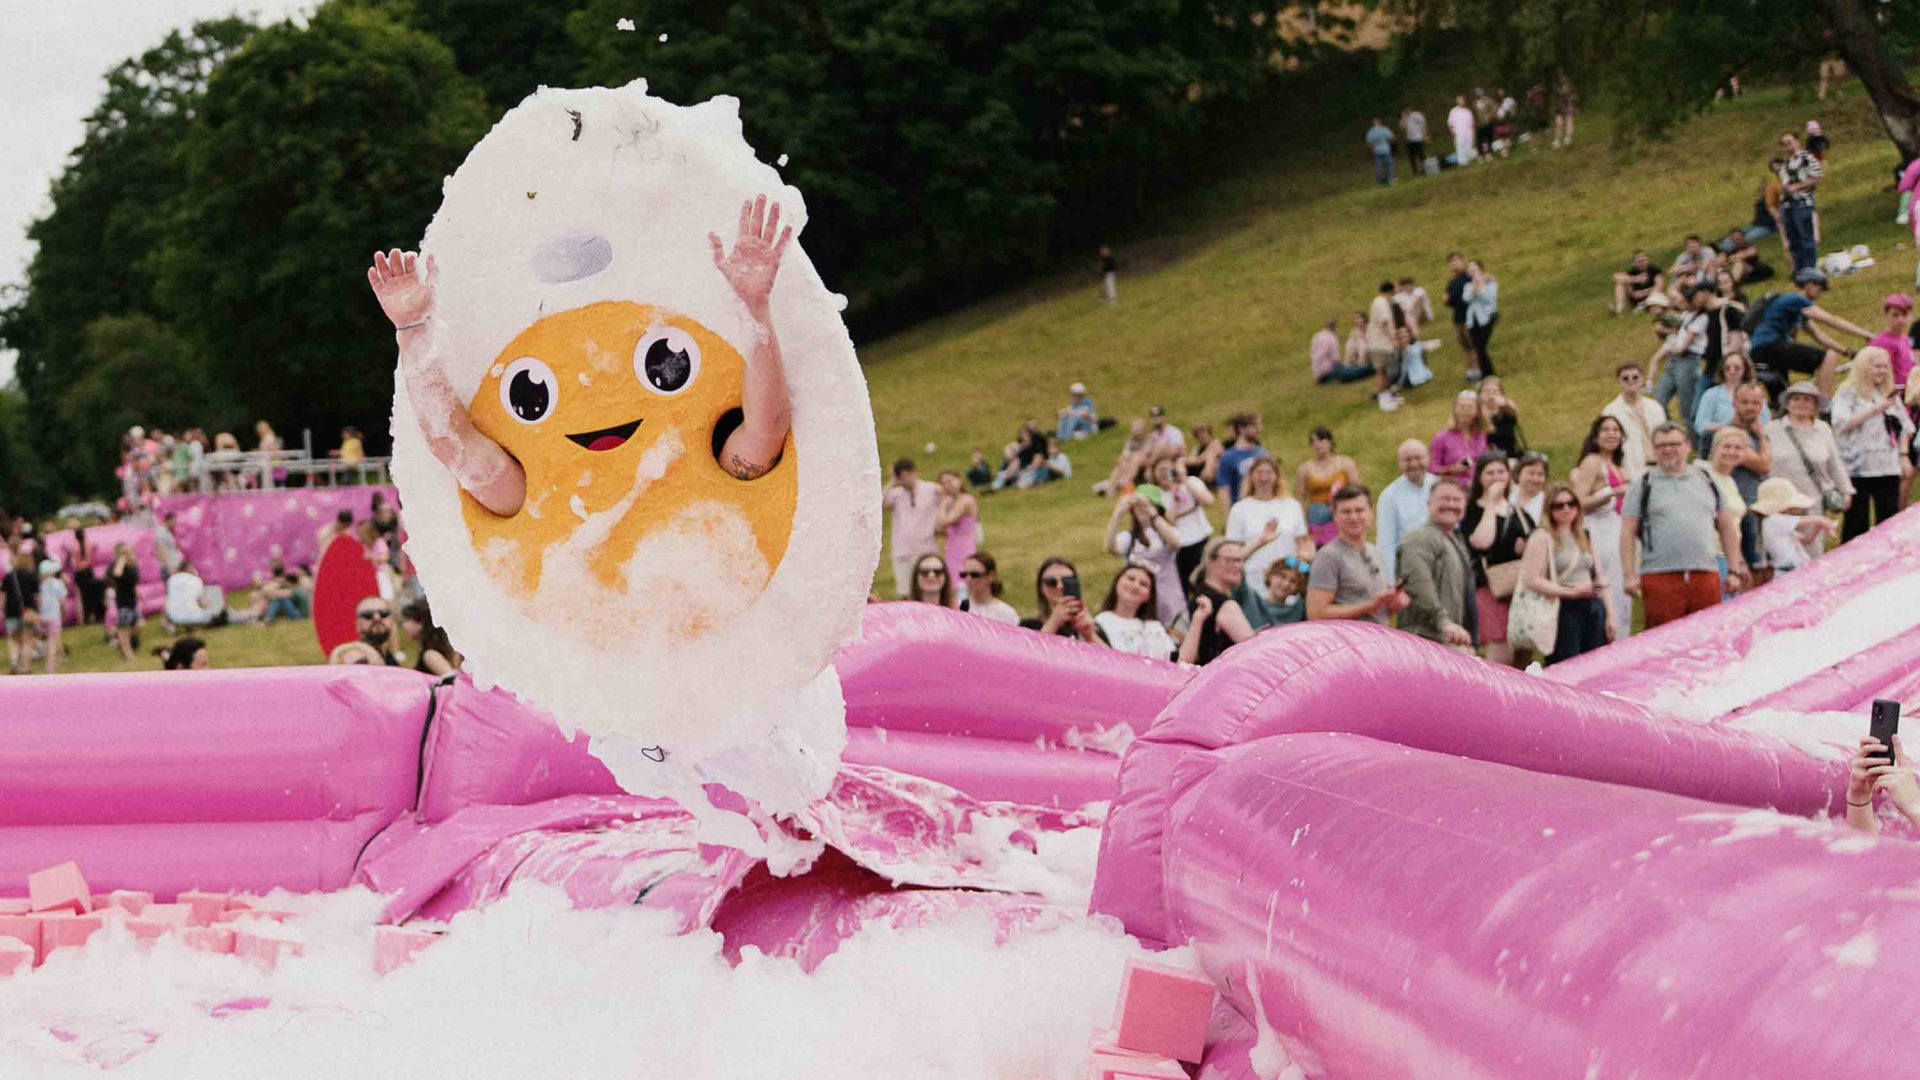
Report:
0,887,1152,1079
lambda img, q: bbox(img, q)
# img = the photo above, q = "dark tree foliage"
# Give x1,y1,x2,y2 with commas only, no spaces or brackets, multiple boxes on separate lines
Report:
154,4,490,456
0,18,257,499
1386,0,1920,158
405,0,585,114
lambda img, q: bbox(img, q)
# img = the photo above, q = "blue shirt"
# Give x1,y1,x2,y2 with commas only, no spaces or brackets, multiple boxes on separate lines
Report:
1376,473,1438,583
1692,386,1770,441
1365,124,1394,155
1215,447,1271,503
1748,293,1813,349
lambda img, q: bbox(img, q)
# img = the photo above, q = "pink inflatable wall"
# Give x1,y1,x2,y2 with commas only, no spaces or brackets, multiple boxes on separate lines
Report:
158,486,400,590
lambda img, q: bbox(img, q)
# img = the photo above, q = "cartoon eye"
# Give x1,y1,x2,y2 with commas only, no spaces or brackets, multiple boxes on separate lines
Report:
633,327,701,396
500,357,558,424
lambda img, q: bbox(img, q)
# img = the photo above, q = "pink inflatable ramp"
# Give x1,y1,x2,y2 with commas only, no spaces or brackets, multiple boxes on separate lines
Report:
1165,732,1920,1078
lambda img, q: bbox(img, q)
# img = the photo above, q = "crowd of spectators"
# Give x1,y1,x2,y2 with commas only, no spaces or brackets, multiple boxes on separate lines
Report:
1363,80,1582,186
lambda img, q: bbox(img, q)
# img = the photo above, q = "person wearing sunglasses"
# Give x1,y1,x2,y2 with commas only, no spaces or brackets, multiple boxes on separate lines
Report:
1601,361,1667,479
1020,557,1102,644
352,596,403,665
956,552,1019,625
1519,482,1614,663
906,553,955,608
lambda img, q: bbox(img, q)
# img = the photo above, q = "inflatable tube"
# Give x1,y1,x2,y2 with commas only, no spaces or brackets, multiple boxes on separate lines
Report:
0,666,429,896
839,603,1188,743
1165,732,1920,1078
1548,506,1920,714
1091,622,1847,946
1732,623,1920,717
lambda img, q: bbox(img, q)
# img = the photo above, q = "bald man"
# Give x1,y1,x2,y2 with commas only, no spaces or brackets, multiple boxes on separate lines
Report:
1376,438,1439,582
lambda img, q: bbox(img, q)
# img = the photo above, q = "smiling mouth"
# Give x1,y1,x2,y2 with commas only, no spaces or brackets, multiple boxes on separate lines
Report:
566,418,643,452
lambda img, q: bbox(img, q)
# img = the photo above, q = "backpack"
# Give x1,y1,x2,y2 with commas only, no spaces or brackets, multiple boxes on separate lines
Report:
1635,465,1721,557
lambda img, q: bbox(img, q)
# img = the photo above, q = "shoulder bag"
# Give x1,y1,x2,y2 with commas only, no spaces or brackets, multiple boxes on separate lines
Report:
1507,532,1561,655
1782,424,1846,514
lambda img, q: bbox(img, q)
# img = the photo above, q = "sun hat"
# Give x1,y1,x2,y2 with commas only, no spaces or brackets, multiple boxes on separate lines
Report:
1751,476,1816,516
1068,381,1087,395
1782,380,1821,401
1643,291,1672,308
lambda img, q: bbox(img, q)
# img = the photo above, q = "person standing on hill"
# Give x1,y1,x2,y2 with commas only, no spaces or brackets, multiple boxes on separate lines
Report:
1463,260,1500,381
883,458,942,597
1367,281,1404,410
1098,246,1119,306
1472,89,1497,160
1444,252,1477,378
1621,423,1747,628
1776,131,1823,274
1365,116,1396,186
1448,96,1476,165
1214,414,1269,505
1602,362,1667,479
1400,106,1427,176
1395,277,1434,336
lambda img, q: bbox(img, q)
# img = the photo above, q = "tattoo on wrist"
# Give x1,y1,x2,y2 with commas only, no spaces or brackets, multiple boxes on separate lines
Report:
727,453,766,481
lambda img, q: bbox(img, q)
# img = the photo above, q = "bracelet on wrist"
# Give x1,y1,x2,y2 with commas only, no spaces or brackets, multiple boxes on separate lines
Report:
1847,798,1873,807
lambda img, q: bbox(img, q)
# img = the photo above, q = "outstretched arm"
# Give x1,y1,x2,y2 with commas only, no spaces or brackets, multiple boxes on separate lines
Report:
366,249,525,517
709,195,795,480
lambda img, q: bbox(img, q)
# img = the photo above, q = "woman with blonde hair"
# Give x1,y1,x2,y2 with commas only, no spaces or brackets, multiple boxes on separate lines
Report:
1829,345,1913,540
1707,427,1755,594
1226,455,1313,592
1518,482,1613,664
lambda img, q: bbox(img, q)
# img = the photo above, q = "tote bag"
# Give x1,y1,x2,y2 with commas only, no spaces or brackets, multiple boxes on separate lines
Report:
1507,532,1561,655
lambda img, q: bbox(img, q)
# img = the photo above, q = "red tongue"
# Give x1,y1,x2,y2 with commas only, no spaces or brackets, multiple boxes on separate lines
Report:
586,434,627,452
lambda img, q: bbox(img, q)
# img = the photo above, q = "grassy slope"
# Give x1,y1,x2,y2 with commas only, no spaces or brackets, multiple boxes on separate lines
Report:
864,82,1907,608
29,74,1909,674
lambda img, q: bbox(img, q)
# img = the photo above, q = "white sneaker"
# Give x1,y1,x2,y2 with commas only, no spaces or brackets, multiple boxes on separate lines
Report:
1421,338,1444,352
1092,480,1110,495
1377,393,1402,412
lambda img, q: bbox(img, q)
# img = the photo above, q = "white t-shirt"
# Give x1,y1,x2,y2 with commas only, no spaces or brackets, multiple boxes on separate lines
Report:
961,596,1020,625
1226,495,1308,589
1150,424,1186,453
1167,479,1214,547
165,571,207,624
1095,611,1175,661
1762,513,1819,571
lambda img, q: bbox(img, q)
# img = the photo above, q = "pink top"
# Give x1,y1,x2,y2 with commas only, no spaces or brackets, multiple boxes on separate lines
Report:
1310,329,1340,379
1899,158,1920,195
1870,331,1914,389
944,509,978,571
883,480,942,559
1429,427,1489,477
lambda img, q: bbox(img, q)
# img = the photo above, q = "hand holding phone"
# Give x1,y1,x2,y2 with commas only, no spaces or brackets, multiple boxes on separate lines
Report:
1061,574,1082,601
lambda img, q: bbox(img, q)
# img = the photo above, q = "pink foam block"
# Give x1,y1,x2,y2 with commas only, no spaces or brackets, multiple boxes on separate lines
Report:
1085,1048,1187,1080
124,919,176,945
216,908,298,925
181,927,235,955
0,915,44,966
1111,958,1216,1064
0,898,31,915
373,926,439,975
139,903,193,929
28,863,92,914
0,938,33,978
103,891,154,915
176,891,232,926
42,913,105,953
233,929,302,971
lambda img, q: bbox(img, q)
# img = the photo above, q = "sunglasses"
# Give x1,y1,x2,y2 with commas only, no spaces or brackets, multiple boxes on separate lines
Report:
1550,499,1578,510
916,567,946,577
960,570,987,579
357,609,391,620
1041,575,1072,587
1619,374,1643,383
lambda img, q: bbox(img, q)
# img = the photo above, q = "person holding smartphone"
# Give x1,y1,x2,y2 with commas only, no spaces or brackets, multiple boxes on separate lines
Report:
1021,557,1102,644
1845,734,1920,835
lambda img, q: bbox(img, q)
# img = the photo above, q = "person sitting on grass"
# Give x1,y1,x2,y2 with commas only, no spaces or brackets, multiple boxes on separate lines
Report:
352,596,402,666
1057,382,1100,441
1312,317,1374,385
164,560,227,631
1611,250,1665,315
1093,419,1152,497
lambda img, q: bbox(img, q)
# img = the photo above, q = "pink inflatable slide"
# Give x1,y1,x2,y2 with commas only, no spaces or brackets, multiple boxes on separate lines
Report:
2,583,1915,1075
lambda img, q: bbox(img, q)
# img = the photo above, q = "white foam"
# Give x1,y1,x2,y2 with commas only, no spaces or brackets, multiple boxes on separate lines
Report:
392,82,881,810
0,887,1150,1079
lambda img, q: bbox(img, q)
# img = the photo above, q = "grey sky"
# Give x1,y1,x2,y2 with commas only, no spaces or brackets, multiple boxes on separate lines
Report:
1,0,313,386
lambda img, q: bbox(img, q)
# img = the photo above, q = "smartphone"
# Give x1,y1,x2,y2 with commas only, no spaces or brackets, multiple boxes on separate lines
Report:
1871,699,1901,766
1061,575,1081,601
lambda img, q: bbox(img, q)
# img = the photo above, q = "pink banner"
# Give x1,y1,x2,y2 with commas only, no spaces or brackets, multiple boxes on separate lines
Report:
159,487,399,590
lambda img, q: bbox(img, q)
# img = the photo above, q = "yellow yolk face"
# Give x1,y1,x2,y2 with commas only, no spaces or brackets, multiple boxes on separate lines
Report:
461,301,796,634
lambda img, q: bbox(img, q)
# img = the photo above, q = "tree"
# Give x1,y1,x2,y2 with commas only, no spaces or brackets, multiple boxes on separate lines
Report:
406,0,585,114
567,0,1294,324
0,389,62,518
1387,0,1920,160
0,18,257,502
55,315,227,491
155,2,490,453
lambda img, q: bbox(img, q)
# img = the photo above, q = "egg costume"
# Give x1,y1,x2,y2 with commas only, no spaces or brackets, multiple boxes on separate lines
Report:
392,81,880,813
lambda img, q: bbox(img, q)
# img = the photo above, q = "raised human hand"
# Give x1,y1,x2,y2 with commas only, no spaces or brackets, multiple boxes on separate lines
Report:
366,249,437,329
708,194,792,315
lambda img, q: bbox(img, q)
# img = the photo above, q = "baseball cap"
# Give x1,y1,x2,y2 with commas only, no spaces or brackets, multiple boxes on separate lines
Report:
1885,293,1913,311
1068,381,1087,394
1793,267,1830,287
1147,405,1165,417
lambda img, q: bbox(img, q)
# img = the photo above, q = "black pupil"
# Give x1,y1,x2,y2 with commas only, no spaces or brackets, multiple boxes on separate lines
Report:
644,338,692,392
508,369,550,421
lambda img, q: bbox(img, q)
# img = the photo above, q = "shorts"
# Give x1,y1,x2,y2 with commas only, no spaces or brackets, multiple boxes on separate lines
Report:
116,608,138,629
1366,348,1395,380
4,617,20,635
1751,340,1826,376
1476,586,1510,644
